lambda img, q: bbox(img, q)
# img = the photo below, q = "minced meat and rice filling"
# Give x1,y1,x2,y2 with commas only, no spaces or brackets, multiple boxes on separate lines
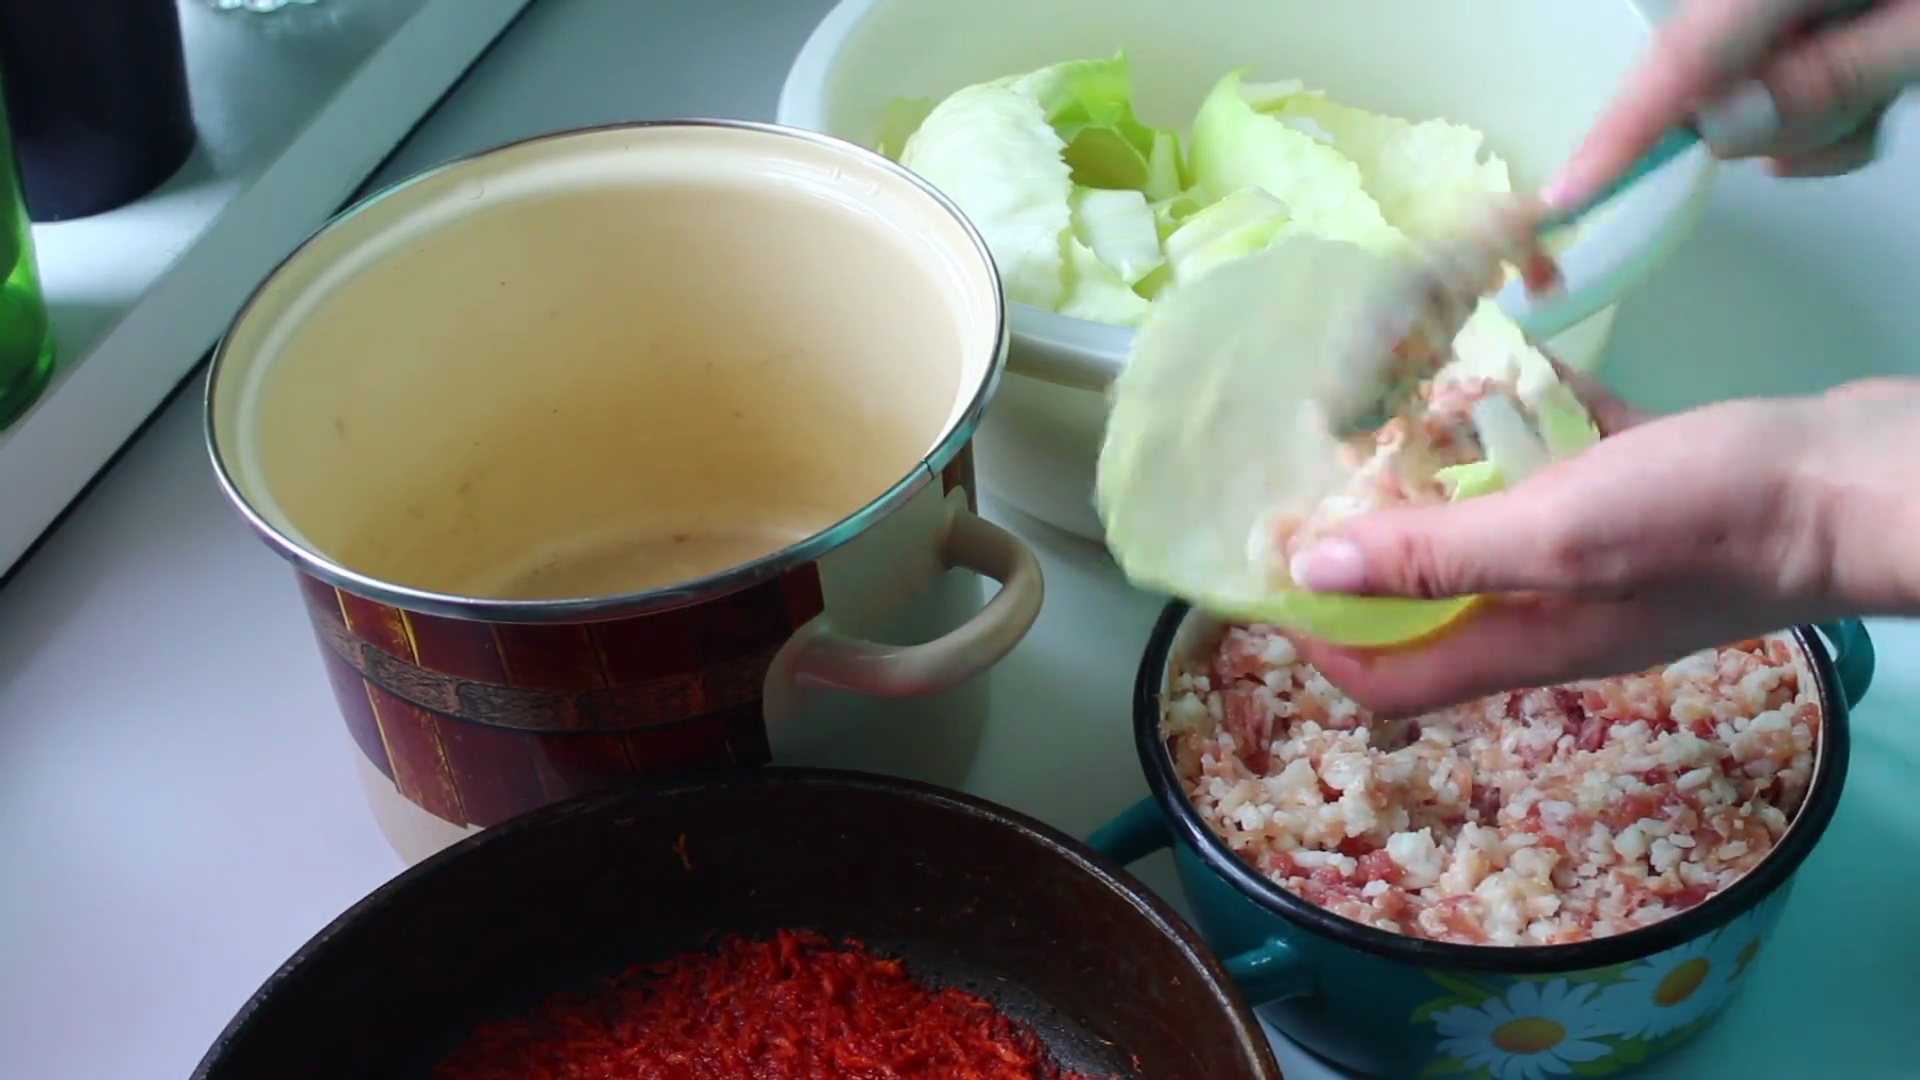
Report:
1165,626,1820,946
1253,373,1504,582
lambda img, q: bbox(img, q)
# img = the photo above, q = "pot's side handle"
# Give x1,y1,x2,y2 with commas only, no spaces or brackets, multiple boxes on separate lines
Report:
1085,794,1173,865
764,496,1043,714
1222,939,1316,1006
1816,619,1876,709
1087,797,1316,1007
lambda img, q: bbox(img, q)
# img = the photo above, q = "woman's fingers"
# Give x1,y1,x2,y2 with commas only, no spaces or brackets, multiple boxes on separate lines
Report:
1714,0,1917,170
1548,0,1920,203
1286,477,1577,599
1756,0,1920,150
1291,396,1819,602
1294,595,1706,716
1545,0,1820,208
1287,372,1641,598
1768,103,1889,174
1823,374,1920,402
1288,415,1671,601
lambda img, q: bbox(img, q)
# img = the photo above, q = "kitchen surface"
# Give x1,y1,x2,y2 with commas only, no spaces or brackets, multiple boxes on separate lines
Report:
3,0,1920,1077
0,0,529,574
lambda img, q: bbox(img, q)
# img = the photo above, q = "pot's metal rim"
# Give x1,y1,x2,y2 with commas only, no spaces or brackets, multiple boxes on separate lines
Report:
202,118,1011,625
1133,600,1856,975
188,766,1283,1080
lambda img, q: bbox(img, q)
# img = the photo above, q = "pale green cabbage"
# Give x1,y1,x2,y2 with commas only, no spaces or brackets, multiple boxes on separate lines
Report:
1259,88,1513,244
899,83,1074,309
879,54,1515,320
884,53,1596,647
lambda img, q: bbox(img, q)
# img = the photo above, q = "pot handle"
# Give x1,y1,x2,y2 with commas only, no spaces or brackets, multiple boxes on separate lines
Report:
1815,619,1875,709
1087,797,1316,1006
1085,793,1175,865
1492,146,1712,342
764,498,1043,712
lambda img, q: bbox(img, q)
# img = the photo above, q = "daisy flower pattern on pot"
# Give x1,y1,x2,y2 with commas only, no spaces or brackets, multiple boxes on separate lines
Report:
1430,979,1612,1080
1706,901,1770,986
1593,935,1726,1040
1597,892,1782,1041
1412,891,1794,1077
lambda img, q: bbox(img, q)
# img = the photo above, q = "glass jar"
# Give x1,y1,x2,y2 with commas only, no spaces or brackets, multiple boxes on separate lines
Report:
204,0,320,11
0,82,52,431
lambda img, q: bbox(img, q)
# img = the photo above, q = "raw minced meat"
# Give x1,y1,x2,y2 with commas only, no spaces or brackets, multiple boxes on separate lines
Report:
1254,372,1508,582
1164,625,1821,946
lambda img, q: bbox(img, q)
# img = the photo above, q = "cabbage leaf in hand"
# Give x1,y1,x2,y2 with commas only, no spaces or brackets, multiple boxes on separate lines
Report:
1097,235,1479,646
1096,235,1599,647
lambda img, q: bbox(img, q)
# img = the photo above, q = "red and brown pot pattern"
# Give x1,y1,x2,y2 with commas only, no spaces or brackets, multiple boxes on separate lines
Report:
300,457,977,830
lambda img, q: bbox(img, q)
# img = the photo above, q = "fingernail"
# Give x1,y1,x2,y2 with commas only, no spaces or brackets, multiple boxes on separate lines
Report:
1538,172,1582,213
1290,540,1367,593
1695,80,1781,157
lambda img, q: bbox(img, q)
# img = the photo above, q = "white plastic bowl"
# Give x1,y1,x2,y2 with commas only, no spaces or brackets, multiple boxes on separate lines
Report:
779,0,1716,539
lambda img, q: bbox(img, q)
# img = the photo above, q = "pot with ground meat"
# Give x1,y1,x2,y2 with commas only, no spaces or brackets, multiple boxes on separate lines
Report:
1089,602,1873,1078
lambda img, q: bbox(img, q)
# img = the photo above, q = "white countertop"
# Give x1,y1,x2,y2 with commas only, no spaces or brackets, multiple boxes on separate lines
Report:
0,0,530,576
2,1,1919,1077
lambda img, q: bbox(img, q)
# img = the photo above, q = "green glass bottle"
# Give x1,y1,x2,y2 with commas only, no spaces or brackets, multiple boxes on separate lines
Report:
0,77,54,431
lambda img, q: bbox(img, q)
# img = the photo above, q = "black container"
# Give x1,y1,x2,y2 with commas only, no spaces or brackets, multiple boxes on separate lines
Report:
0,0,196,221
191,768,1284,1080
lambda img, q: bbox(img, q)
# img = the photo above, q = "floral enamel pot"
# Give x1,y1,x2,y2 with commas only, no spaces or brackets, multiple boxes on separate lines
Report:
206,121,1043,865
1091,601,1872,1078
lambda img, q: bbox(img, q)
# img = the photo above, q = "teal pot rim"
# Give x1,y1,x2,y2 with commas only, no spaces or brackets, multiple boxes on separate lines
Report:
1133,600,1868,974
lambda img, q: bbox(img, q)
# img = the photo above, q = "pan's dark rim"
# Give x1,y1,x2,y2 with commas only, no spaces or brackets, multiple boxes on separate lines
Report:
1133,600,1854,975
190,766,1282,1079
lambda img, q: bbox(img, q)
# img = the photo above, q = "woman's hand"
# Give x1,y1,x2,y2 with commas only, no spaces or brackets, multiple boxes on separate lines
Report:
1547,0,1920,206
1286,375,1920,715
